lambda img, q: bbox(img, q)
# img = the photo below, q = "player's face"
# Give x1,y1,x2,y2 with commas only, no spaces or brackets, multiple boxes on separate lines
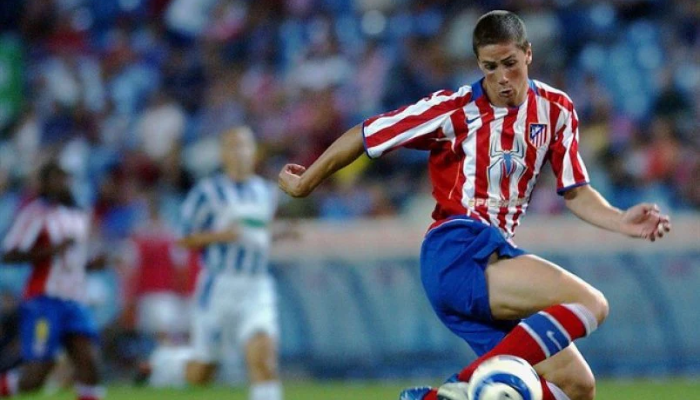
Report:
477,42,532,108
221,128,257,180
46,171,74,205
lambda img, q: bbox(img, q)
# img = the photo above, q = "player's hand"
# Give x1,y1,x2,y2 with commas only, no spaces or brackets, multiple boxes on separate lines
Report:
278,163,311,198
619,203,671,242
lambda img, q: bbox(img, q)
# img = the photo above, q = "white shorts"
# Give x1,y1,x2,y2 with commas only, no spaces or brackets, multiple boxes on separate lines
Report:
137,292,191,336
190,271,278,363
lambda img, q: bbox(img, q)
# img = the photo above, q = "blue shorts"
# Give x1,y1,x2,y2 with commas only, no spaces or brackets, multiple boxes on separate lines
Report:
421,217,528,356
19,296,98,362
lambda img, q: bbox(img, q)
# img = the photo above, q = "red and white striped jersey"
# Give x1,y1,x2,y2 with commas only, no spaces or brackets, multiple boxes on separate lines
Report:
363,79,589,238
2,199,91,302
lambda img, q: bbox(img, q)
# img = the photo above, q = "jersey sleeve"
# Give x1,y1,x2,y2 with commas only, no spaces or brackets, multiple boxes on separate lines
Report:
180,183,214,237
2,203,44,252
362,87,472,159
548,105,590,195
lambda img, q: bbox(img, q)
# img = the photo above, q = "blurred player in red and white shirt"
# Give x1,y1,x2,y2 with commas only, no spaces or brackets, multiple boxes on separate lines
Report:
278,10,671,400
120,195,195,341
0,162,104,400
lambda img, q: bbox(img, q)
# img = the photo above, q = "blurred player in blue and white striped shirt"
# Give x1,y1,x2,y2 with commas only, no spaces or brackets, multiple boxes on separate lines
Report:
148,127,285,400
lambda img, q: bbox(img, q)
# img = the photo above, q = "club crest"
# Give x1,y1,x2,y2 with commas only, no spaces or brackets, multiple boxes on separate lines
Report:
527,123,548,148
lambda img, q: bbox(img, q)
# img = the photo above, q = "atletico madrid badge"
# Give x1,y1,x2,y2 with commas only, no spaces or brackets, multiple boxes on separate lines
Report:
527,123,548,148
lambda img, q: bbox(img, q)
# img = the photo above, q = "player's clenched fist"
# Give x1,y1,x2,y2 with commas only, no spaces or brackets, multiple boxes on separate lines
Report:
278,163,310,198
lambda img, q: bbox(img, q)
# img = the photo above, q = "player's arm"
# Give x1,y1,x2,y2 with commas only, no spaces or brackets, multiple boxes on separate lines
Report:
178,181,242,249
278,124,365,198
1,238,74,264
176,229,240,249
564,185,671,242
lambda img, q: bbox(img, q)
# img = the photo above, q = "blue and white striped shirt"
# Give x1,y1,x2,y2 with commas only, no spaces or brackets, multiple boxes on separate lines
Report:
180,174,278,275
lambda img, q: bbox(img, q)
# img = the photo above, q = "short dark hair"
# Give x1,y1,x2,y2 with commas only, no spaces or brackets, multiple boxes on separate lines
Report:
39,161,67,185
472,10,529,57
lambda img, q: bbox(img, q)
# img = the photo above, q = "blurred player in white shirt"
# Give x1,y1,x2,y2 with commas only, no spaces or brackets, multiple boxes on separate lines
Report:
148,127,288,400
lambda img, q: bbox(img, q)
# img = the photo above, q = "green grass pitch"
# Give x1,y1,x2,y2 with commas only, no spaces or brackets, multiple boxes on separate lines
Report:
13,380,700,399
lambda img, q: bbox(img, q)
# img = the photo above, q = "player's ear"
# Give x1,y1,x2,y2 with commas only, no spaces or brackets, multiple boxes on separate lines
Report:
525,42,532,65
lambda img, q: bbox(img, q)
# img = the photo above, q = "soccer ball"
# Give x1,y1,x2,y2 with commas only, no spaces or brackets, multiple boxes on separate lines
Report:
467,355,543,400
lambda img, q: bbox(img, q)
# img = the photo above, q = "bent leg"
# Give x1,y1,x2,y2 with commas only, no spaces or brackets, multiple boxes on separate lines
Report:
65,334,105,400
535,344,595,400
64,334,100,385
486,254,608,323
17,361,54,393
245,332,278,383
455,254,607,382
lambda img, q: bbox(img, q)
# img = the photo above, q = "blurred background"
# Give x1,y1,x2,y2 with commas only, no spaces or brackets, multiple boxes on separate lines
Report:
0,0,698,397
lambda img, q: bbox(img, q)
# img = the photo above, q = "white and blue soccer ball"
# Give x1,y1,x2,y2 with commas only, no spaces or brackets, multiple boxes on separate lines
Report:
467,355,543,400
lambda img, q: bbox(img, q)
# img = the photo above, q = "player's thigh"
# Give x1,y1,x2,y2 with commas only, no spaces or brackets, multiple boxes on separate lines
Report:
240,276,279,381
535,343,595,400
485,254,607,320
190,276,227,365
238,276,279,344
137,293,187,337
190,308,223,365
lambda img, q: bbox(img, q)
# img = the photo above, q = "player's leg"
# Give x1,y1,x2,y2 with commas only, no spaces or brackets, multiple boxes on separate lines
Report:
486,254,608,322
240,275,282,400
62,300,104,400
0,361,54,397
453,254,606,383
1,297,62,396
412,221,605,400
245,332,280,387
184,360,217,385
534,344,595,400
146,345,194,387
64,334,105,400
186,272,221,385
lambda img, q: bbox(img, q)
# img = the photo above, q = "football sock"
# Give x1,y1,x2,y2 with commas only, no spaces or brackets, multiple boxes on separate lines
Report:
250,381,282,400
0,371,18,397
423,389,438,400
457,303,597,382
76,383,105,400
147,345,193,387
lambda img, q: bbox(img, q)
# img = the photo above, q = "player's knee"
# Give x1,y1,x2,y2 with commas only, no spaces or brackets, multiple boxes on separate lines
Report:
587,289,609,326
563,374,596,400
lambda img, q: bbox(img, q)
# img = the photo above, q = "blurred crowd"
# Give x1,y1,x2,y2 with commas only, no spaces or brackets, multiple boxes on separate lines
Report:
0,0,698,227
0,0,696,383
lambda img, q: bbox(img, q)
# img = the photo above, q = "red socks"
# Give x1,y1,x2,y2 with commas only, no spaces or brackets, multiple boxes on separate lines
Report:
0,371,18,397
76,384,105,400
457,304,597,382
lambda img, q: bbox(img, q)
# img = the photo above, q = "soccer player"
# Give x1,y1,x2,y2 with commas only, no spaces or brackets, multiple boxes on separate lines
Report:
153,126,284,400
277,10,671,400
0,162,104,400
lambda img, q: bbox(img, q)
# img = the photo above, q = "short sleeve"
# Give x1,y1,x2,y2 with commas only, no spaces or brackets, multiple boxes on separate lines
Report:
2,203,44,252
548,105,590,195
362,87,473,159
180,183,214,237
